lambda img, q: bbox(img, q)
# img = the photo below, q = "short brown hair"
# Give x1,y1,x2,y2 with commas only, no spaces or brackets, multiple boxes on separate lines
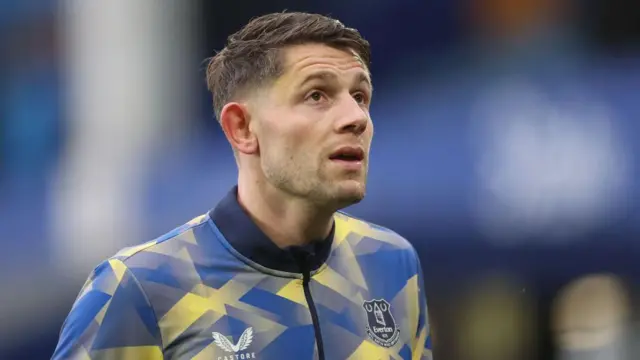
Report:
205,12,371,120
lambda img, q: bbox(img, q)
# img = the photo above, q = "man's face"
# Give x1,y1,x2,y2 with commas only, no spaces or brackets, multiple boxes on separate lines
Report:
251,43,374,208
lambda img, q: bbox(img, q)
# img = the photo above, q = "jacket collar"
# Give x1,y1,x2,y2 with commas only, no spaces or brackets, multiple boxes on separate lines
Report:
209,186,335,273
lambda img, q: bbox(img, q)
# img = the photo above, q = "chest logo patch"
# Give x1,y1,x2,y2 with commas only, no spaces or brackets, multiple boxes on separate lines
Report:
212,327,255,356
363,299,400,347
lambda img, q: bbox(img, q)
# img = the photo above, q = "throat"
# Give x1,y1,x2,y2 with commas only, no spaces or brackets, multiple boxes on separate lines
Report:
259,212,334,248
236,185,334,248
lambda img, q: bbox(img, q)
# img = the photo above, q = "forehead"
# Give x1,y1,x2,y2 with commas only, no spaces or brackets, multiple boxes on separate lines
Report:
277,44,369,84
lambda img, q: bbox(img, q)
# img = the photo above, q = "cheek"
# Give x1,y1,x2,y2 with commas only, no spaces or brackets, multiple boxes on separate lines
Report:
259,128,300,162
258,111,320,161
263,124,313,152
257,121,282,150
365,121,374,146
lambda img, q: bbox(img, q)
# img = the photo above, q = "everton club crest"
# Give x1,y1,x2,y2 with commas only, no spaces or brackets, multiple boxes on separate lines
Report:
363,299,400,348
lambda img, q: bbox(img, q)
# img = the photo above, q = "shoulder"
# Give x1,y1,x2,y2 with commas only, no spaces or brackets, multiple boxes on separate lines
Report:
334,211,417,255
332,212,424,285
111,213,210,263
78,213,211,291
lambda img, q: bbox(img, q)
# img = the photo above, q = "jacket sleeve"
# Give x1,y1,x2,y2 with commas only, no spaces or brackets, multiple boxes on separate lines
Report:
412,254,433,360
52,259,163,360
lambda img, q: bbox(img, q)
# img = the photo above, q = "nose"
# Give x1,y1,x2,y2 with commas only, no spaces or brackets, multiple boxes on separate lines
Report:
334,95,369,135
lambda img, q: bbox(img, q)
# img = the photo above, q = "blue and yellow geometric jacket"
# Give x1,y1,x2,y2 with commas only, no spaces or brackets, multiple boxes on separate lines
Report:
52,187,432,359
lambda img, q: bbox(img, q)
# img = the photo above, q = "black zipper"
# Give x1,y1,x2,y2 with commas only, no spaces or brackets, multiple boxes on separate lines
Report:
294,250,325,360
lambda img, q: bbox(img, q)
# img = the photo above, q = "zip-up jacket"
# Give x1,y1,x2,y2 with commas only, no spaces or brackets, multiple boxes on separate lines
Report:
52,187,433,360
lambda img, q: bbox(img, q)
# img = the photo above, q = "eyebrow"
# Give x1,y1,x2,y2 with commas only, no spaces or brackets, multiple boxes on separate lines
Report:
298,71,373,91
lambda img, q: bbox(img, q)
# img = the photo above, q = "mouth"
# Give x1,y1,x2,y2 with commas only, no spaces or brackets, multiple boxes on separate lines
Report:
329,146,365,164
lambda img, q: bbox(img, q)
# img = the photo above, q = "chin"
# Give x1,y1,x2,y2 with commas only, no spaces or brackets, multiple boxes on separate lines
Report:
331,181,366,207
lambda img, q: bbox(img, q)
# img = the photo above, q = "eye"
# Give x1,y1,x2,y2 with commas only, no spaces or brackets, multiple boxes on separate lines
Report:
352,92,369,105
305,90,327,104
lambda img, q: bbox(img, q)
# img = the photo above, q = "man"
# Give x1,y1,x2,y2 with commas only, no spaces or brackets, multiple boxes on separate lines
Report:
52,12,432,360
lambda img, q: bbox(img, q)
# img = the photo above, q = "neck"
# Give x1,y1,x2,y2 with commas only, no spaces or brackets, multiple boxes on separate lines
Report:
237,173,334,249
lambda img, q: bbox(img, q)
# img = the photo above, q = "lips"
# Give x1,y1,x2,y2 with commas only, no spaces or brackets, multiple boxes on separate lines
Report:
329,146,365,162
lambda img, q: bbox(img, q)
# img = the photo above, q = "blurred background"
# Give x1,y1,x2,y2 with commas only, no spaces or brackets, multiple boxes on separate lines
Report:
1,0,639,359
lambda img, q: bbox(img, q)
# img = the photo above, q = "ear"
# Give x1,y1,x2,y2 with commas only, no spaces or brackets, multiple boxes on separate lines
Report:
219,102,258,155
